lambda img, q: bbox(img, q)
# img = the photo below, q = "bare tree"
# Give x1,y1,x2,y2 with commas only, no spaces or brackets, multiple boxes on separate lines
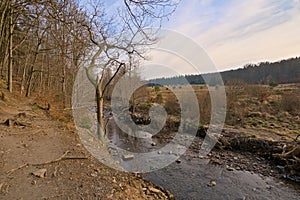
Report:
79,0,179,140
0,0,178,138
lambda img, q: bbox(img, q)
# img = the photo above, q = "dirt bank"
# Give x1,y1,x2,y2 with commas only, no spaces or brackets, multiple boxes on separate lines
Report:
0,88,174,199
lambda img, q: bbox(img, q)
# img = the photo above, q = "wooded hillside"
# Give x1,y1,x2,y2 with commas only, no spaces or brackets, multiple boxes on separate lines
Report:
150,57,300,86
0,0,93,107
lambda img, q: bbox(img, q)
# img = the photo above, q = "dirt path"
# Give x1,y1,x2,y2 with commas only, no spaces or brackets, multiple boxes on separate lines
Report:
0,92,173,199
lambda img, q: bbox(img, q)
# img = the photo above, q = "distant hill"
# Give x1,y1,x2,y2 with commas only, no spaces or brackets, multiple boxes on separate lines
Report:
150,57,300,86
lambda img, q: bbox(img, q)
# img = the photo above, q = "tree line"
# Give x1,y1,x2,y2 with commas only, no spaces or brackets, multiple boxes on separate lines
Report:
150,57,300,86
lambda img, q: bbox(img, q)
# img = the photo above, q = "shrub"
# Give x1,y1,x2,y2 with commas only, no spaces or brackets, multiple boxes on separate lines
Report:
164,99,180,115
280,92,300,115
156,93,163,103
269,81,279,87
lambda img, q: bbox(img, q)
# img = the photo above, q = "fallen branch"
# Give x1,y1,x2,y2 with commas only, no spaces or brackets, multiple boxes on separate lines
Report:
6,163,29,174
32,151,70,166
7,129,43,136
6,151,88,175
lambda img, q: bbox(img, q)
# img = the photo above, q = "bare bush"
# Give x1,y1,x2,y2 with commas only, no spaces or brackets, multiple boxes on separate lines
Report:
280,91,300,115
164,98,180,115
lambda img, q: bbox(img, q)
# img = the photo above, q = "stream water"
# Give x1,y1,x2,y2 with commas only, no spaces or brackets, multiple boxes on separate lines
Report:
107,123,300,200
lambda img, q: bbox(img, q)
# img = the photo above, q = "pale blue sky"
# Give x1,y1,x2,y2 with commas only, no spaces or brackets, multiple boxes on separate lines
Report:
100,0,300,75
163,0,300,71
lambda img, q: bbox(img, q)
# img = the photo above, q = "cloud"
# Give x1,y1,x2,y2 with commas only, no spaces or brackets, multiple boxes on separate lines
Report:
164,0,300,70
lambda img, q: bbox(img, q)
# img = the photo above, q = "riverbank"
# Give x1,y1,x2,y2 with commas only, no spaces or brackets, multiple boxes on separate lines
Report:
0,87,174,199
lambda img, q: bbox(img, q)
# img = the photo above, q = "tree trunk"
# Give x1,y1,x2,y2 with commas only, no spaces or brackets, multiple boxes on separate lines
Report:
26,66,34,97
20,55,29,95
1,44,8,79
62,62,66,108
26,38,40,97
96,78,105,141
39,54,44,93
8,7,13,93
46,62,50,89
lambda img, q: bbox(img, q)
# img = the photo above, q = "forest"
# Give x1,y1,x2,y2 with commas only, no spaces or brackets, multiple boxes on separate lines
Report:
0,0,177,109
150,57,300,86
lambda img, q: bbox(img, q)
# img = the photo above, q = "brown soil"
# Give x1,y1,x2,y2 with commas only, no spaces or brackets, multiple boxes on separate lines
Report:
0,88,174,199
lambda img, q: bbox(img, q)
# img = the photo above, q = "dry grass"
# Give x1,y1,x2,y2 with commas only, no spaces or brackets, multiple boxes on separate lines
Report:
126,83,300,138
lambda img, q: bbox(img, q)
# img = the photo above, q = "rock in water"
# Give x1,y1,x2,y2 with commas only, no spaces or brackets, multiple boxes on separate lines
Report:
122,154,134,160
136,131,152,139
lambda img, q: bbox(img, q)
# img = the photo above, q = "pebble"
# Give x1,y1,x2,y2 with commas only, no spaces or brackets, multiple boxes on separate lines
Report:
151,142,157,146
176,159,181,164
122,154,134,160
207,180,217,187
32,168,47,178
149,187,161,193
226,166,235,171
112,177,117,183
90,172,97,177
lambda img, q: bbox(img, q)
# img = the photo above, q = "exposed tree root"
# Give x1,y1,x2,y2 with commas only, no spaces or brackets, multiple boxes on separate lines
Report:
6,151,88,175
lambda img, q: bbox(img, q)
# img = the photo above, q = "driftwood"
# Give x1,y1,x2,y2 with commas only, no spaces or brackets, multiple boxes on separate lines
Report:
273,145,300,160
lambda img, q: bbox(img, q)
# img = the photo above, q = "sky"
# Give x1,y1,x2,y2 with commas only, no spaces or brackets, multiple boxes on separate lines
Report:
102,0,300,77
164,0,300,71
